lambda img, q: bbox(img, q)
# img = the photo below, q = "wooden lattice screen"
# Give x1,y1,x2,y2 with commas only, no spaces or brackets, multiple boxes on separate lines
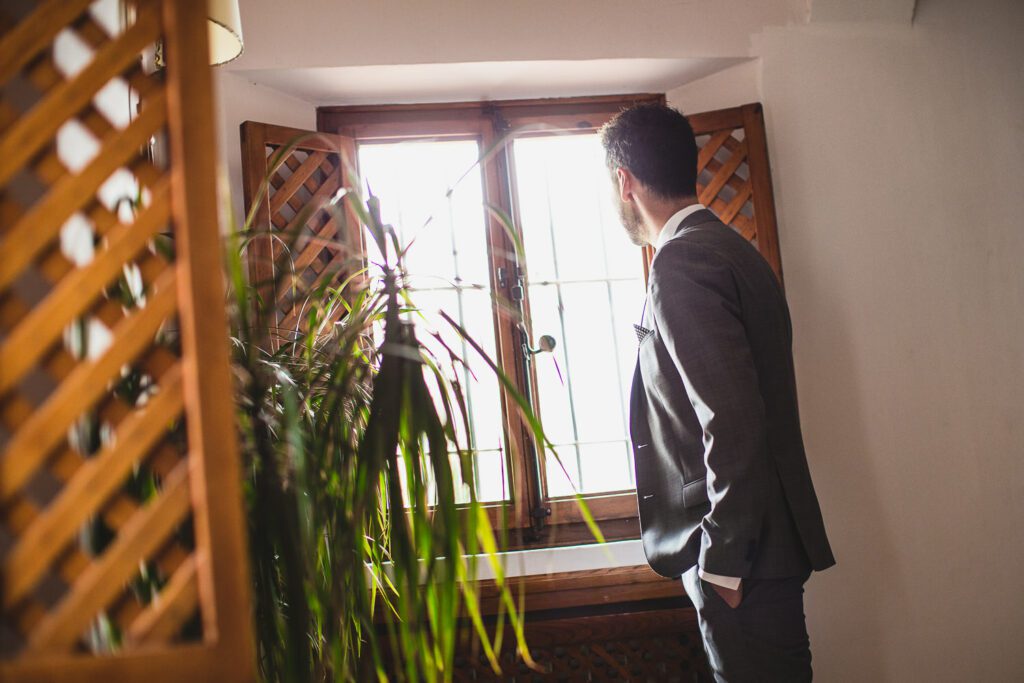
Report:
454,606,711,682
450,564,713,681
240,121,360,344
689,103,783,283
0,1,253,681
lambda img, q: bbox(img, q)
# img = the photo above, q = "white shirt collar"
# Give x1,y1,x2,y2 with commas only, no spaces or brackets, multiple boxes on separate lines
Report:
655,203,707,250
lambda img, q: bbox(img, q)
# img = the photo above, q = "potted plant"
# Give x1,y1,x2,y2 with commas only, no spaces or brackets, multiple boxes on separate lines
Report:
227,139,597,682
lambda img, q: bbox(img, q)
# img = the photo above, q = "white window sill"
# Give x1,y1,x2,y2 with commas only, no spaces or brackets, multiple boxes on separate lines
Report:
469,539,647,581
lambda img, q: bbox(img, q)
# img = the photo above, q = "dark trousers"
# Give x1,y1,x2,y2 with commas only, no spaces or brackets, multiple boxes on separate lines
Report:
681,566,813,683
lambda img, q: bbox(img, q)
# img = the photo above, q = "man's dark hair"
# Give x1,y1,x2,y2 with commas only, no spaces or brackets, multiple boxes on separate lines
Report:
600,103,698,200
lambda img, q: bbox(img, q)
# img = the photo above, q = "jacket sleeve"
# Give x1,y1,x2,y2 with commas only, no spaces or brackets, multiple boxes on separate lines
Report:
649,240,771,577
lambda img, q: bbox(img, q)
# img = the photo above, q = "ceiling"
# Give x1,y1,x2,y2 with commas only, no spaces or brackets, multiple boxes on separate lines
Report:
231,57,749,106
222,0,916,107
219,0,804,105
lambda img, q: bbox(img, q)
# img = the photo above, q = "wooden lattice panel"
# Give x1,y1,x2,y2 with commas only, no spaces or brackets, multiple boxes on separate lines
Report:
690,103,783,283
1,1,253,681
240,121,360,344
697,130,754,237
454,607,712,682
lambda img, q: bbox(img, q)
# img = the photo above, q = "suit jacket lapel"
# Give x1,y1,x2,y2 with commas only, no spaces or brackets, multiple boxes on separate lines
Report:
640,208,717,337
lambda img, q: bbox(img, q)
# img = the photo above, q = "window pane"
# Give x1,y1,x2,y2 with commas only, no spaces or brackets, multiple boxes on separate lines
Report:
545,447,580,499
577,441,632,494
610,278,647,405
358,140,491,290
358,140,507,503
513,134,645,496
527,284,575,447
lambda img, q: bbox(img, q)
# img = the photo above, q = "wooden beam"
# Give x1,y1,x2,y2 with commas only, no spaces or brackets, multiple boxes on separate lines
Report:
161,1,256,676
123,553,200,647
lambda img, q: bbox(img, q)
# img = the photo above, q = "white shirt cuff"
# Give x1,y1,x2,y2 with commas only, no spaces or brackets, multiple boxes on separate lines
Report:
698,569,742,590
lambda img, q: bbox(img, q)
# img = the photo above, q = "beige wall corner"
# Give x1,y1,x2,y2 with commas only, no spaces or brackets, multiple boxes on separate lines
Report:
213,70,316,228
665,59,762,115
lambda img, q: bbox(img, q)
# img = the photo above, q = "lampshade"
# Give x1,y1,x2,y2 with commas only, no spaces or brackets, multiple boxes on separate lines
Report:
207,0,244,66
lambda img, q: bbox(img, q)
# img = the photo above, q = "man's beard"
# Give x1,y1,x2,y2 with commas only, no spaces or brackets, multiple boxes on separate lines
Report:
616,198,646,247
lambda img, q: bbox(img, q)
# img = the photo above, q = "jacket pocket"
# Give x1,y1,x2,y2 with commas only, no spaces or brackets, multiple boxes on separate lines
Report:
635,324,656,346
682,477,709,508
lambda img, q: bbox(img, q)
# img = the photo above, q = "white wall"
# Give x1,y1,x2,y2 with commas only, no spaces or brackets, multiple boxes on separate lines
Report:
668,0,1024,679
665,58,762,114
230,0,804,69
213,70,316,226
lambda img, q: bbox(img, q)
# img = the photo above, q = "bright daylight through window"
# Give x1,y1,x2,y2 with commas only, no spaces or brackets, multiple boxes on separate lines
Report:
360,133,643,505
512,135,642,497
328,95,663,543
359,140,507,503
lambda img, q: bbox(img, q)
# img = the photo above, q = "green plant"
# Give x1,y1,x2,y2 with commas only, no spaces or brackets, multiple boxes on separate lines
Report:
226,138,590,682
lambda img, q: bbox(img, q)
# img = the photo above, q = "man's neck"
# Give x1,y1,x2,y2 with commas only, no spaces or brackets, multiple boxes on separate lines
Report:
644,196,700,244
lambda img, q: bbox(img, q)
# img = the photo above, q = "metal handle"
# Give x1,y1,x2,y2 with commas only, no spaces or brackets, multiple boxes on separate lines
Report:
527,334,557,356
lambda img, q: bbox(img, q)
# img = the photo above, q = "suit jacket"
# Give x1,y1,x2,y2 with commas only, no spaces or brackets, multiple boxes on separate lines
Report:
629,209,835,579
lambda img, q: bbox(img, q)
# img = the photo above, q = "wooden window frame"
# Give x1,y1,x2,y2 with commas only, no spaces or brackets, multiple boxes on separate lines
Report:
318,95,660,548
316,95,783,550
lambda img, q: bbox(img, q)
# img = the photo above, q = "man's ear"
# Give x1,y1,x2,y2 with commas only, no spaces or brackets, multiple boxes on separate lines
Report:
615,167,634,203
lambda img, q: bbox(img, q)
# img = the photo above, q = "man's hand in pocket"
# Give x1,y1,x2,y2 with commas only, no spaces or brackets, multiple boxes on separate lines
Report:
712,581,743,608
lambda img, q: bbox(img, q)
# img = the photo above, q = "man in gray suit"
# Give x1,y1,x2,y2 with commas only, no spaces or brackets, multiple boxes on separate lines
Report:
601,104,835,682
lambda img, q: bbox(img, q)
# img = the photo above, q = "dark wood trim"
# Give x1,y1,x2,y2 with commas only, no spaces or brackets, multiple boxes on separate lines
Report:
248,122,351,150
516,605,695,643
317,94,662,121
495,94,662,132
741,103,784,285
317,94,665,141
447,602,709,680
548,491,637,524
239,120,273,308
687,105,746,136
479,120,535,532
504,516,640,551
475,564,681,615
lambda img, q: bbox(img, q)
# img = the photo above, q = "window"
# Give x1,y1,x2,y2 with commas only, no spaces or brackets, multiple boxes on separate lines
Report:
358,139,507,504
319,96,661,547
317,96,782,548
510,134,643,499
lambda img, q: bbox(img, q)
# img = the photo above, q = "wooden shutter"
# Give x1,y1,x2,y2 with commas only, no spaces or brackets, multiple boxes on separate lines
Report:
689,103,784,283
239,121,360,344
0,2,254,681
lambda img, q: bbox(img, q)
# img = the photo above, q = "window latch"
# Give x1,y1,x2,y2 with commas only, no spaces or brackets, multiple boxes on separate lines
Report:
511,265,525,301
498,265,525,301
